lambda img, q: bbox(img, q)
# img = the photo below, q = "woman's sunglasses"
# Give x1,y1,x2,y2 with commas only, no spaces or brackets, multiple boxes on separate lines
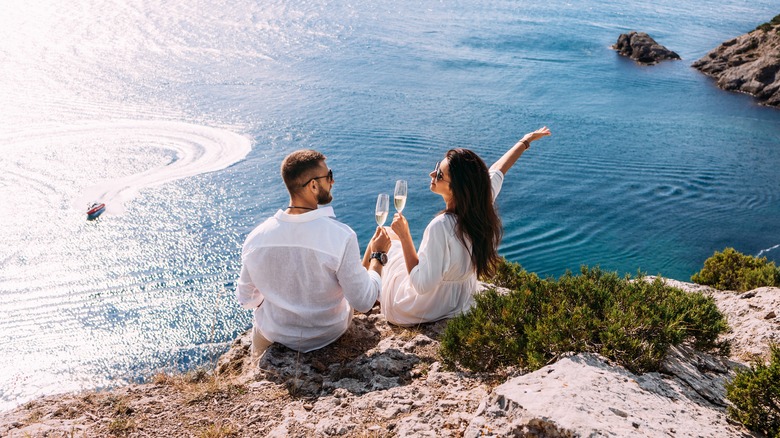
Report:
433,161,447,182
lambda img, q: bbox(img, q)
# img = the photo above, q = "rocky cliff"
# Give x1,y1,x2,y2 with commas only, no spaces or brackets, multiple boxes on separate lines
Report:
1,280,778,437
693,17,780,107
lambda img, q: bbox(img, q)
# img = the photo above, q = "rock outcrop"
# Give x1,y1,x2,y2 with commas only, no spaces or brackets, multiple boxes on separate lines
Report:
692,20,780,107
466,348,746,437
1,280,778,437
651,278,780,362
613,31,681,65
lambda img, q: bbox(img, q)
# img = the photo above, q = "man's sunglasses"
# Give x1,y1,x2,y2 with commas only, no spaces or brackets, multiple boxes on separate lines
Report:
301,169,333,187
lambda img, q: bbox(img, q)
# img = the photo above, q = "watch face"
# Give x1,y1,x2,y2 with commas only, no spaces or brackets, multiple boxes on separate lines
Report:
372,252,387,265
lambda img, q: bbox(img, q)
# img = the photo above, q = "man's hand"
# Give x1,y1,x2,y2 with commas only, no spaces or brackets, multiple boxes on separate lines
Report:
369,226,391,253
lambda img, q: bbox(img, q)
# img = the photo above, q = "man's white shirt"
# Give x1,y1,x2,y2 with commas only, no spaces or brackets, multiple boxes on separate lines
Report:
236,206,381,352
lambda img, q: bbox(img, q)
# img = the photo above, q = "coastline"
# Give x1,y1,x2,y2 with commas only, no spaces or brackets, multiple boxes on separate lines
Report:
692,16,780,108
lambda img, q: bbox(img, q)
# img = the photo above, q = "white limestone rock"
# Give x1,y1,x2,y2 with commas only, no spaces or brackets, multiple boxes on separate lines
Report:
465,351,753,437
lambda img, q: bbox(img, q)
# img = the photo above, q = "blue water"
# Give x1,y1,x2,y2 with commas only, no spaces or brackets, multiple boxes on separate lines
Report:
1,0,779,410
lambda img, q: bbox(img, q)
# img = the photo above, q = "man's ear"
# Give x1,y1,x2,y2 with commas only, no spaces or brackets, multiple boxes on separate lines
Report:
305,180,319,196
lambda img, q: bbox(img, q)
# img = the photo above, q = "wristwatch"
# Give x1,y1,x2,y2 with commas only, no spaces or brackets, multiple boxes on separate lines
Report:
370,251,388,266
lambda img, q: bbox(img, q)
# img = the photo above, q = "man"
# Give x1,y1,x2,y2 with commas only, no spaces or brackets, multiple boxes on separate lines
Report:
236,149,391,356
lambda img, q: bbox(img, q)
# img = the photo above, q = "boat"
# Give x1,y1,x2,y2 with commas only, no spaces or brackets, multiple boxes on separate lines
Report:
86,202,106,220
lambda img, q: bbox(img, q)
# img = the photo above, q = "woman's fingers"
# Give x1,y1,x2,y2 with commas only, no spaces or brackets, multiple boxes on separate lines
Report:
391,213,408,236
526,126,551,143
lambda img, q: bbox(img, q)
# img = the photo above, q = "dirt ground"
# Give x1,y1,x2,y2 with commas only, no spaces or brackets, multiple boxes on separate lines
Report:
0,307,505,437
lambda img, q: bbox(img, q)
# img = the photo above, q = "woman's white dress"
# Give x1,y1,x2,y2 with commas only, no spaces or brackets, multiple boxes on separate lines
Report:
380,170,504,326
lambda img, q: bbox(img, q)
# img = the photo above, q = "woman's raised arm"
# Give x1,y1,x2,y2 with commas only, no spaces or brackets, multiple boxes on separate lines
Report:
490,126,551,175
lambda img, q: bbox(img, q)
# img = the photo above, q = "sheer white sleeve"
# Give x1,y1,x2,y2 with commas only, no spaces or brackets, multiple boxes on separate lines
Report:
409,218,451,295
336,233,381,313
490,169,504,202
236,258,264,310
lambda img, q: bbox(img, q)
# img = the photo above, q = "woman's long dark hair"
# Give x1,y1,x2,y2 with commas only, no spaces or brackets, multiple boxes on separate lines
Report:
444,148,503,278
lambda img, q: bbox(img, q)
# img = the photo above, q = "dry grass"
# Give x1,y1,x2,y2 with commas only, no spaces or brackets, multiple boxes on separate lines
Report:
152,368,247,405
199,422,237,438
391,326,420,341
23,408,44,424
100,394,137,436
107,416,137,435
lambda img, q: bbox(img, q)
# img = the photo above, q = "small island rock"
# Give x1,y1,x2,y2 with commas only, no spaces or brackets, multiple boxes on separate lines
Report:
692,18,780,108
613,31,681,65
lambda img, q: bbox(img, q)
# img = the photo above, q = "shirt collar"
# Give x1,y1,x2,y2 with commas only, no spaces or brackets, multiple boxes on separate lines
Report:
274,206,336,223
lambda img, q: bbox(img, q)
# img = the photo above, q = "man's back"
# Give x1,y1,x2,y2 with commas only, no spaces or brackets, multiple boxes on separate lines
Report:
237,206,380,352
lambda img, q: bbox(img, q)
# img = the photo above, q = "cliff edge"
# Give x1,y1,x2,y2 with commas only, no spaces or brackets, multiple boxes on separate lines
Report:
693,16,780,107
1,280,778,437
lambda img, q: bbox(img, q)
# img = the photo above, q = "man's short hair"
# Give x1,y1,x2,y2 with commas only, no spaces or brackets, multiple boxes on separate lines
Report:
281,149,326,193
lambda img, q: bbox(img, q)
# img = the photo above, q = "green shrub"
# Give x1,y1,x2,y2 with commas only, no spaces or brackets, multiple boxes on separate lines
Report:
726,344,780,437
756,15,780,32
441,260,728,374
483,255,541,291
691,247,780,291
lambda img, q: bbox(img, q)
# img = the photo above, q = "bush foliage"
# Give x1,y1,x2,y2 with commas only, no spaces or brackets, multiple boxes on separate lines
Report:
726,344,780,437
691,247,780,292
756,14,780,32
441,260,728,374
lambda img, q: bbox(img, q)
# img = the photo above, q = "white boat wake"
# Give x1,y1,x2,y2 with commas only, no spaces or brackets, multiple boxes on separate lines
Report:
11,120,255,216
73,121,252,215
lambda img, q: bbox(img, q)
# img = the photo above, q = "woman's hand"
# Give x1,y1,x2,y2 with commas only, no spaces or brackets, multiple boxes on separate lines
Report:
491,126,551,175
391,213,412,243
520,126,551,145
369,226,391,253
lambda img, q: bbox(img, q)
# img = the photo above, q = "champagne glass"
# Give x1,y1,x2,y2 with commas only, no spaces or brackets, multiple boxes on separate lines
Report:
394,180,407,213
375,193,389,226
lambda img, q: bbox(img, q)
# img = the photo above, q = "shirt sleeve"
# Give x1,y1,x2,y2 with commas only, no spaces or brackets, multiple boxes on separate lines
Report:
235,255,264,310
336,233,381,313
409,218,451,295
490,169,504,202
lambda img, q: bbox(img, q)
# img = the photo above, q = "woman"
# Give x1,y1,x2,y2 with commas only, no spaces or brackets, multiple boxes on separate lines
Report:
379,127,551,326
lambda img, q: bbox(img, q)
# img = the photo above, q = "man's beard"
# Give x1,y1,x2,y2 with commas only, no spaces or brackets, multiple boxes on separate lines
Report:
317,188,332,205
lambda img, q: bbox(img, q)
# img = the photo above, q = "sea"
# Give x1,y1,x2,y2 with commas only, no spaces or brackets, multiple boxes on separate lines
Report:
1,0,778,411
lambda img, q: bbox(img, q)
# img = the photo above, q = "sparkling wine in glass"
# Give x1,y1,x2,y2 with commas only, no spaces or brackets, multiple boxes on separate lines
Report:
394,180,407,213
375,193,389,226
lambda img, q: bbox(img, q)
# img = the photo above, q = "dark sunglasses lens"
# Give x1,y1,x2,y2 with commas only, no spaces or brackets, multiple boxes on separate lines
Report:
328,169,333,181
